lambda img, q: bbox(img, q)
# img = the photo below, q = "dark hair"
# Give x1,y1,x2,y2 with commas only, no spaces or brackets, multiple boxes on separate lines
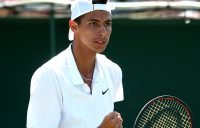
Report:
92,0,108,4
74,15,83,25
74,0,108,24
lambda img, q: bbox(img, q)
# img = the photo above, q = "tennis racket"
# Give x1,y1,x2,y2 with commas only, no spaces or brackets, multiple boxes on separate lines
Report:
133,95,192,128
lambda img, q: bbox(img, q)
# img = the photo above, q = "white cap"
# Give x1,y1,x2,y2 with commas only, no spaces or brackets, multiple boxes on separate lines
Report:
68,0,115,41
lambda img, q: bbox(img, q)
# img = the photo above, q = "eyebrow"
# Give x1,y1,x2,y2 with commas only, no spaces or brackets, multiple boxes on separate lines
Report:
88,19,112,22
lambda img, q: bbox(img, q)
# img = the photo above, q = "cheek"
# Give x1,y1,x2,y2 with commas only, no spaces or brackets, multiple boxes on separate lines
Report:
83,26,95,35
79,29,93,42
107,28,112,37
109,28,112,34
107,26,112,33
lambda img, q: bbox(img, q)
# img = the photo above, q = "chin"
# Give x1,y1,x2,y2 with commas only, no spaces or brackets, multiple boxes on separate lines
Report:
96,47,106,54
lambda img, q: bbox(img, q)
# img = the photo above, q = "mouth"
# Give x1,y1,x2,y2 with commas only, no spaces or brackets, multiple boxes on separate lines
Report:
94,40,107,44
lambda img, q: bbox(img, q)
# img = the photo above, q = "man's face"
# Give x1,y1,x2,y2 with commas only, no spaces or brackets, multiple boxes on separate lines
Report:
74,10,112,54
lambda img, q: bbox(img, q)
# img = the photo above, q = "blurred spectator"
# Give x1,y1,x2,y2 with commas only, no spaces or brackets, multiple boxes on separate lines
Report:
0,7,15,17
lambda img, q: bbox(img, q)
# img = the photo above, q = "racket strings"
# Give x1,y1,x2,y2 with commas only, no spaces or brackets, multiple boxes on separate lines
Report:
148,107,182,128
137,99,192,128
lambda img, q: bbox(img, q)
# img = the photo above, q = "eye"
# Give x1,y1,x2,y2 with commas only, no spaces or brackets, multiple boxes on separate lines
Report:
105,22,111,26
89,22,98,26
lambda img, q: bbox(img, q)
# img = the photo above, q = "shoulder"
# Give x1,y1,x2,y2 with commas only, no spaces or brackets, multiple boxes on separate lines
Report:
31,50,67,88
97,54,122,74
97,54,122,81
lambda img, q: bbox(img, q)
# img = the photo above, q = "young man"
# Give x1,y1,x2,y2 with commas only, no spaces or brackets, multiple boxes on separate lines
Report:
27,0,124,128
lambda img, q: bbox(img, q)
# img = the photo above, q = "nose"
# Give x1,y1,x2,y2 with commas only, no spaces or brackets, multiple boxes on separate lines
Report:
98,25,108,38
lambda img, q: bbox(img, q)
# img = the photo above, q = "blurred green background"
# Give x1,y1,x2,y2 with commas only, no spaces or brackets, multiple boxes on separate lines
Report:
0,18,199,128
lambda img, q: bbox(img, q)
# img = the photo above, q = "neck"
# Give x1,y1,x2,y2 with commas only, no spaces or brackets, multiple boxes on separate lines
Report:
71,43,96,77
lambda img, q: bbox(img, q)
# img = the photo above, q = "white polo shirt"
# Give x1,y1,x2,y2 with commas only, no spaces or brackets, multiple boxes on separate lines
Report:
27,44,124,128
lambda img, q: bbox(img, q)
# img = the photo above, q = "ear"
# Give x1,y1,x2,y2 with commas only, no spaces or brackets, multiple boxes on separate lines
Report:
69,20,78,32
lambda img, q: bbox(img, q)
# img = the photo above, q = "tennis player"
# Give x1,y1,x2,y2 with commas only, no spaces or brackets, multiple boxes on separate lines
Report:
27,0,124,127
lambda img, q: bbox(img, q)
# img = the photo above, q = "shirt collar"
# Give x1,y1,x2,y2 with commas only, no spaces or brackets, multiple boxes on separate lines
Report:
65,44,104,85
66,44,84,85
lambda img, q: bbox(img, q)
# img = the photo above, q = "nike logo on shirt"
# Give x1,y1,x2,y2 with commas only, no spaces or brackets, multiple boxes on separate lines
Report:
102,88,109,95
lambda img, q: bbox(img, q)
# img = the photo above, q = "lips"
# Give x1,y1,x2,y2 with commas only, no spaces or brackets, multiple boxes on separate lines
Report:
95,40,105,44
94,38,108,44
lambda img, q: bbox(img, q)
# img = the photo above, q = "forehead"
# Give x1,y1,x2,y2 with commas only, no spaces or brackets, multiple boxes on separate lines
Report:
82,10,112,21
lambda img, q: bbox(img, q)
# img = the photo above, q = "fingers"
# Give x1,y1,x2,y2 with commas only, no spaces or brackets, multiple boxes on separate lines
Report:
109,112,123,128
99,111,123,128
109,111,122,120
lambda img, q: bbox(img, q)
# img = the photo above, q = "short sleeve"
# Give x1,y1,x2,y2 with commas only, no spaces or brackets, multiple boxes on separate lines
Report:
27,67,62,128
112,64,124,102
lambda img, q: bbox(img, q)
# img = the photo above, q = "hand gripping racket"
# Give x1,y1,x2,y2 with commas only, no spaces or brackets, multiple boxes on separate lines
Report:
133,95,193,128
